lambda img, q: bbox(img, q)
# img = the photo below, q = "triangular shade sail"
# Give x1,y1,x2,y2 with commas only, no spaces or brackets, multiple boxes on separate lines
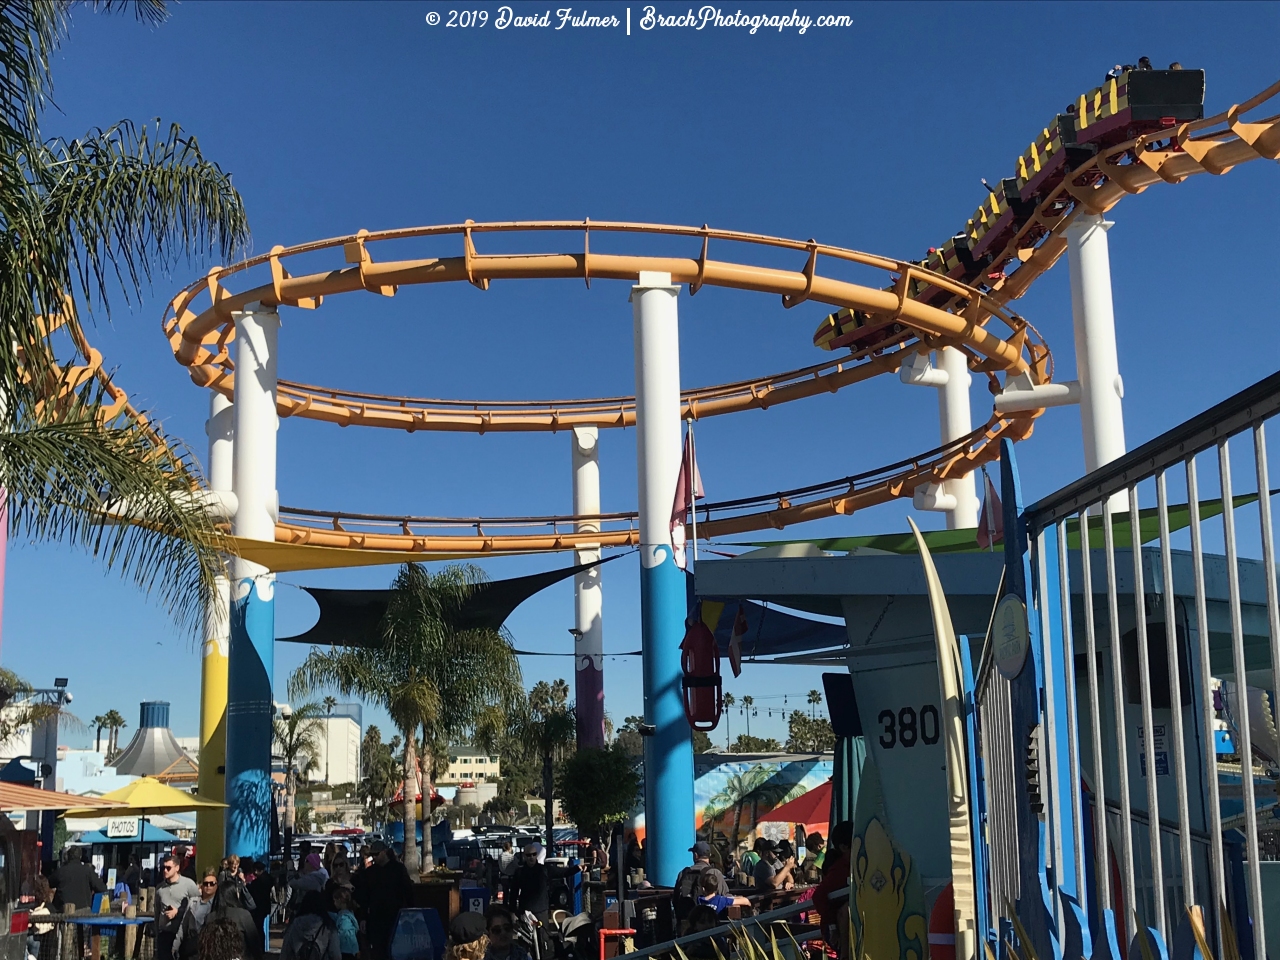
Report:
279,557,614,647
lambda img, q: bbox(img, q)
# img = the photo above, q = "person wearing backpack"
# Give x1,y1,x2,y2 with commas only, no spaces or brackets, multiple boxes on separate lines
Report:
281,892,341,960
672,842,728,926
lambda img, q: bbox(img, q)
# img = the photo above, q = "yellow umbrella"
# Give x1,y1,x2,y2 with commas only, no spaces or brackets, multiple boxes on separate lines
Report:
63,776,226,817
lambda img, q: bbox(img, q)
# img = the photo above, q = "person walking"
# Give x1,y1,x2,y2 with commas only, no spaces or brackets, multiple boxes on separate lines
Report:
355,841,412,960
197,916,246,960
280,893,340,960
173,868,220,960
326,886,360,960
508,843,578,923
208,877,265,960
51,848,106,913
155,853,200,960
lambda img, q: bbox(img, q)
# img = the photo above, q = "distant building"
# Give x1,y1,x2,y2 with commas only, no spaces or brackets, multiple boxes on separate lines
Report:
441,748,501,784
300,705,362,786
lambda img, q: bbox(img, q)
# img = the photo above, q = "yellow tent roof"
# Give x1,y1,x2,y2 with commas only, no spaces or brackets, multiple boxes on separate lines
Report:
62,777,226,817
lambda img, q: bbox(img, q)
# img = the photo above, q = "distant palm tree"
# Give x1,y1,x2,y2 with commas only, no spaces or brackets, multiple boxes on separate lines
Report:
290,563,522,876
273,702,324,855
321,696,337,783
93,714,107,754
723,693,735,750
742,696,755,738
102,710,127,759
807,689,822,720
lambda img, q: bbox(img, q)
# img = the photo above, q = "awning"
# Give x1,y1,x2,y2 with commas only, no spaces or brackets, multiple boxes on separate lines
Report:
0,783,127,812
75,823,180,844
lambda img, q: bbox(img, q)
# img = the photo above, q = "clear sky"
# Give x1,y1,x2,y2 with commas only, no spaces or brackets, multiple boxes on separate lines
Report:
6,1,1278,749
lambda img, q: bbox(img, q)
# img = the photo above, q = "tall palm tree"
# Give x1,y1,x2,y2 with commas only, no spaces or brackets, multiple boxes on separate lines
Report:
93,714,107,753
521,681,576,847
360,726,400,832
321,696,337,782
290,562,522,876
807,689,822,720
742,695,755,738
273,702,324,854
0,3,248,631
723,693,735,750
102,709,127,757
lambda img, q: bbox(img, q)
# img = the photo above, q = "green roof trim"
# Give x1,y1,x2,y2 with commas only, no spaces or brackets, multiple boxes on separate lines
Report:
730,494,1264,555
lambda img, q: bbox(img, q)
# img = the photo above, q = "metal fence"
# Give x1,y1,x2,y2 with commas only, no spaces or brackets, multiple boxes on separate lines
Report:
1016,368,1280,960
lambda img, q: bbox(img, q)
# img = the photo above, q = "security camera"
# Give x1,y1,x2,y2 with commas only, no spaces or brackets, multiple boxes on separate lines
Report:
62,692,73,704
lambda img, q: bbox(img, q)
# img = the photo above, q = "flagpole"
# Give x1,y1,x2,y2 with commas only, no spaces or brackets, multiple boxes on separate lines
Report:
688,418,698,566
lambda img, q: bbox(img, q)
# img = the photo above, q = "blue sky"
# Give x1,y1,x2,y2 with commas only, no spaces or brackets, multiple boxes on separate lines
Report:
6,1,1278,748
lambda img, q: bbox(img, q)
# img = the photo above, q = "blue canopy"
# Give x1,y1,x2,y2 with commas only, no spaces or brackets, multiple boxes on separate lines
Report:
77,823,179,844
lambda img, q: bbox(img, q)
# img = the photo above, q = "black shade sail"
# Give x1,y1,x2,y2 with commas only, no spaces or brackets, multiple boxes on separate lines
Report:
278,557,615,648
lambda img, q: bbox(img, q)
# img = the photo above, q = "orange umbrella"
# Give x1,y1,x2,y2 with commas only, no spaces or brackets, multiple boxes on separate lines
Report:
756,779,832,828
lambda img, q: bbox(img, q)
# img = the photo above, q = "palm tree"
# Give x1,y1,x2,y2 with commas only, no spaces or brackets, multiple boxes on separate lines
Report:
322,696,337,782
101,709,127,758
290,562,522,876
742,696,755,738
273,702,324,855
807,689,822,720
0,4,248,632
93,714,107,754
723,693,735,750
360,726,400,832
474,681,576,847
0,668,77,750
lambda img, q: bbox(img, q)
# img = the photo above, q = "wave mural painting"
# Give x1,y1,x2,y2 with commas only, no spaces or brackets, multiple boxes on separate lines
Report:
629,755,834,851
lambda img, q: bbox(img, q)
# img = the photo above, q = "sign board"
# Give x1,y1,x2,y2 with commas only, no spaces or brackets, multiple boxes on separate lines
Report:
1138,724,1169,777
993,595,1030,680
106,817,140,839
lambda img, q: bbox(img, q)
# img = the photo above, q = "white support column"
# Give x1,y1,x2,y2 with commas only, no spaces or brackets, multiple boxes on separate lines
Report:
936,346,979,530
198,390,234,858
571,425,605,749
902,348,979,529
631,270,694,887
1066,213,1127,478
226,304,279,858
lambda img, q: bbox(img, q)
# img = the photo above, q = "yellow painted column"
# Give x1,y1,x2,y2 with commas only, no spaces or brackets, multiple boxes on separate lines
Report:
197,390,235,859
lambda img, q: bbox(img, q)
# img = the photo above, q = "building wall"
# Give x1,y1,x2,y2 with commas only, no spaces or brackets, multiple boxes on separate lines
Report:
304,717,361,786
442,750,501,784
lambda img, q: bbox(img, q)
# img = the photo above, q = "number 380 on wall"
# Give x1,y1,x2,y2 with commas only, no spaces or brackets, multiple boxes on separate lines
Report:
877,705,941,749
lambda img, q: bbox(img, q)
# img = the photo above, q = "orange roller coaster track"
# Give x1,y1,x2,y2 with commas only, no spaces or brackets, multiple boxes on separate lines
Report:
93,75,1267,560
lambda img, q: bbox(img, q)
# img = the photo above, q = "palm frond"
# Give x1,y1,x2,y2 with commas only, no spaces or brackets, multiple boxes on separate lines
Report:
0,387,227,631
33,120,249,313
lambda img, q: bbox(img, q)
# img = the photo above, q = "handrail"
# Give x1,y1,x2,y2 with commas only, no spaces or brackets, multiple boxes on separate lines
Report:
1025,368,1280,531
616,885,845,960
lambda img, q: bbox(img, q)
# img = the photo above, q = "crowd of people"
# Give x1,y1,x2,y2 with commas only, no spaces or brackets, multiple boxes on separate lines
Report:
24,823,853,960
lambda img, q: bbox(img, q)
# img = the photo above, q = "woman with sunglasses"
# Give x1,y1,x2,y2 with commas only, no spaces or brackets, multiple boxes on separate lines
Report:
480,906,528,960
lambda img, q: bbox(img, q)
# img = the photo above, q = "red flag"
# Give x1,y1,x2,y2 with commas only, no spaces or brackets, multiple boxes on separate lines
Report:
670,428,705,570
976,470,1003,550
728,604,747,677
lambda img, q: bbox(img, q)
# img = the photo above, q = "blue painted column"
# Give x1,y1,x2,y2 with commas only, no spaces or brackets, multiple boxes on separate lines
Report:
225,304,279,859
630,271,695,887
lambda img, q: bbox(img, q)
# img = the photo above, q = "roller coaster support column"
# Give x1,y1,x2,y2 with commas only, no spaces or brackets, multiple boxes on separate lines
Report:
1066,213,1127,487
937,347,979,529
225,304,279,859
572,426,606,749
901,349,979,529
631,271,695,887
198,391,234,858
